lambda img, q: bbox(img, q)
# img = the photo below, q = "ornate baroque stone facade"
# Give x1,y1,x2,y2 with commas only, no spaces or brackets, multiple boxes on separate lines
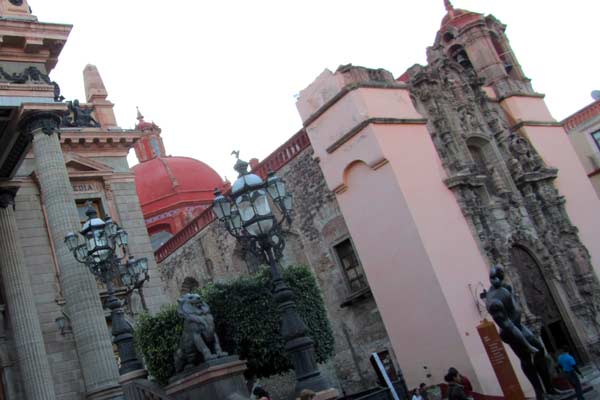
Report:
407,11,600,362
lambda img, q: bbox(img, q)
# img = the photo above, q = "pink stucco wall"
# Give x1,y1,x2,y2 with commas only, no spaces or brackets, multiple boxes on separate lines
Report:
297,76,537,395
340,159,475,386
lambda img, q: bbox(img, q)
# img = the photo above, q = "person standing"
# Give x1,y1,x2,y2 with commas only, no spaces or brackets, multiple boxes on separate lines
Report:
445,368,470,400
557,347,585,400
411,387,423,400
447,367,473,397
419,383,429,400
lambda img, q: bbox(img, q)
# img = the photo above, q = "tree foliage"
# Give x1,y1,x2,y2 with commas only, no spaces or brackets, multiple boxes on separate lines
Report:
134,265,334,385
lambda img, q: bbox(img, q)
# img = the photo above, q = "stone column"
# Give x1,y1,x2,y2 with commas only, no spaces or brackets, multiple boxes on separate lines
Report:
0,187,56,400
22,112,123,399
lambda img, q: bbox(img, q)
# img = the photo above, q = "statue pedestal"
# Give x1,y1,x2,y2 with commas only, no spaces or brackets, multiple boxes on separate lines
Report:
166,356,249,400
315,388,339,400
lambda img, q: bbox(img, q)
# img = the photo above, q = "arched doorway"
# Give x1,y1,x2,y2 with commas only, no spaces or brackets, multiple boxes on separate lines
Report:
510,246,579,359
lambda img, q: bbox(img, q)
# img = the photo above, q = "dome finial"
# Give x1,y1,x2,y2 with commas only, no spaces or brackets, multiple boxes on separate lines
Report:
136,106,144,121
444,0,455,16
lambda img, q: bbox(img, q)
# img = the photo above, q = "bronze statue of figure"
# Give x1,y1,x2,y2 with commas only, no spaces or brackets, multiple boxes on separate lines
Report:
484,265,557,399
62,100,100,127
174,293,228,373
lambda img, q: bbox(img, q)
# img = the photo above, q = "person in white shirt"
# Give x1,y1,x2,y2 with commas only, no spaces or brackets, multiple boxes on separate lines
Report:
411,387,423,400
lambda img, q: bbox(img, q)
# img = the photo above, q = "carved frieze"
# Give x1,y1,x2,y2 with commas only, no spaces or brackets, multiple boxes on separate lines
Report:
0,65,64,102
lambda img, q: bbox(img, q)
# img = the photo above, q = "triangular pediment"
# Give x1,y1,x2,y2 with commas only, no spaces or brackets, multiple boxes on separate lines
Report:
64,153,113,173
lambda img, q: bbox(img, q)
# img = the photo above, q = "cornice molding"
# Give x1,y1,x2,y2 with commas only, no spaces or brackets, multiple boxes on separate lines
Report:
326,117,427,154
302,81,408,128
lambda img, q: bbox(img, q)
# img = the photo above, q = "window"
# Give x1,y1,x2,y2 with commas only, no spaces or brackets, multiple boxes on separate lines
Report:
150,136,161,157
592,130,600,151
75,199,104,225
333,239,367,293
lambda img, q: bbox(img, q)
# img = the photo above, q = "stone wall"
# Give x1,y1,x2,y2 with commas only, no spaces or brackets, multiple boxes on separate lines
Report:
158,146,394,394
110,181,170,314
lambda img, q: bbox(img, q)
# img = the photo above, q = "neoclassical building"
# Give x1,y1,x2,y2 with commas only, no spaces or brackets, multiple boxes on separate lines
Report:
0,1,167,399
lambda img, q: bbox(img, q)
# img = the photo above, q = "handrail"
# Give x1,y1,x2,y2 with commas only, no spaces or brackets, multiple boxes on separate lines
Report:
122,379,172,400
154,129,311,263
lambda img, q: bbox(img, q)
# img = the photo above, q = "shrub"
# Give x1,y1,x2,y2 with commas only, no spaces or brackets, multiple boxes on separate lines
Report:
134,265,334,385
134,305,182,385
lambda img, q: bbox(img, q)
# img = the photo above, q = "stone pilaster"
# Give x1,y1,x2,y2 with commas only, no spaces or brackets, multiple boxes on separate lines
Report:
0,187,56,400
22,112,123,399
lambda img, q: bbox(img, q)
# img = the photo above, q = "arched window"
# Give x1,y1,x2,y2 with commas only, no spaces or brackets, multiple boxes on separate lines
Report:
150,137,161,157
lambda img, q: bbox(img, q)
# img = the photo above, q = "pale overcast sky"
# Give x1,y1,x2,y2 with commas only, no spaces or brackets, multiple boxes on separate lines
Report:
32,1,600,179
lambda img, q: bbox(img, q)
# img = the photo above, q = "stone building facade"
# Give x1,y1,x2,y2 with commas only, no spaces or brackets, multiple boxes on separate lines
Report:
0,2,168,399
295,2,600,396
152,2,600,398
563,99,600,198
157,134,394,395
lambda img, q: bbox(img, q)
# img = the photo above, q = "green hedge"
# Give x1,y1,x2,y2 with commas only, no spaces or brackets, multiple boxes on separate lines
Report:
134,265,335,385
134,305,182,385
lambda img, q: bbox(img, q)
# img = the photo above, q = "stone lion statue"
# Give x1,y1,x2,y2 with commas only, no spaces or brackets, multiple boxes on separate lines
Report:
174,293,228,372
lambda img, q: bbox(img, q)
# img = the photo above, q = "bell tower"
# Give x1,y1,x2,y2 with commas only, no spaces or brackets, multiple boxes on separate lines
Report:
432,0,532,99
133,108,166,163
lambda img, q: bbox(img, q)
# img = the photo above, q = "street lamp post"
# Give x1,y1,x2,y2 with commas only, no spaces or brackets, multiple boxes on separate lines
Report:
213,155,329,394
64,203,149,375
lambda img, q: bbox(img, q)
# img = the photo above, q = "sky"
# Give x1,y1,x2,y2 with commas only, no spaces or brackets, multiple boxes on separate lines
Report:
31,0,600,179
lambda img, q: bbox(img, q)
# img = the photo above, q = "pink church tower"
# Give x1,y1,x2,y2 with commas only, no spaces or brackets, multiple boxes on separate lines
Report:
297,1,600,397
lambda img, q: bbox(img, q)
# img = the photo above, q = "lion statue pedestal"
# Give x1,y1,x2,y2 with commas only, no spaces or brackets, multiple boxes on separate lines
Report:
166,294,249,400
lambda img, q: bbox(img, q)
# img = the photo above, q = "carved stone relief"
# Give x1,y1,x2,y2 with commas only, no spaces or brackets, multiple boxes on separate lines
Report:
408,55,600,359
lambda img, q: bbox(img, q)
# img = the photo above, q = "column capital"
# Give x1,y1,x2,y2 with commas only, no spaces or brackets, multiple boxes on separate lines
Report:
19,111,62,138
0,187,18,209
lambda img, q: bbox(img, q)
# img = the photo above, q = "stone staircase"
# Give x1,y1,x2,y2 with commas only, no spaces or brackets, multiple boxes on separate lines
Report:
122,379,173,400
580,364,600,398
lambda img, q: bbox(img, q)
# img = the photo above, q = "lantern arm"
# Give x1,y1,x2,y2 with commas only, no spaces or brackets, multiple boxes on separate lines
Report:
274,205,292,228
223,224,244,239
73,244,89,264
241,236,269,265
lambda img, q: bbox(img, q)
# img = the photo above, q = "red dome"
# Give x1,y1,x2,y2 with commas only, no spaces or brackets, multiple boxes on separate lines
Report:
133,156,223,220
